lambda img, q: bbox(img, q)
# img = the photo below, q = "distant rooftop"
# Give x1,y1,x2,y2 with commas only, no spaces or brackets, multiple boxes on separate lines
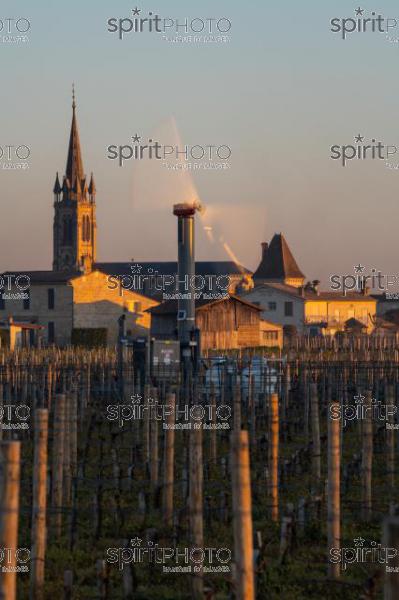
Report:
95,261,251,277
147,294,262,315
253,233,305,281
256,282,377,302
1,270,81,284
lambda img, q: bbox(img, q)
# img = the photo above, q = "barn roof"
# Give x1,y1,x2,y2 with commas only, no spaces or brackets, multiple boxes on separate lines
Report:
252,282,377,302
147,295,262,315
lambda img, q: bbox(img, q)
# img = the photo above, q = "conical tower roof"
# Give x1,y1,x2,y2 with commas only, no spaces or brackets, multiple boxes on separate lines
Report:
253,233,305,281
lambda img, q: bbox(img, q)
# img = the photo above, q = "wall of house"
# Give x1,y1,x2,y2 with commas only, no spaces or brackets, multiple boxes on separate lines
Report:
0,284,73,345
259,320,283,348
305,299,376,333
201,330,239,350
237,324,262,348
242,287,305,333
71,270,158,345
196,301,259,332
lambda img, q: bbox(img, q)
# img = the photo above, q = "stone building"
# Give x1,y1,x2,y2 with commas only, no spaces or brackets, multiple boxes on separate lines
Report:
244,235,377,335
0,94,158,345
0,269,157,346
0,93,252,346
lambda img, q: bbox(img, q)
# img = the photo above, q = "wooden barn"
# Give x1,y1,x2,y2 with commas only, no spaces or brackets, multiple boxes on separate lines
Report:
147,295,281,350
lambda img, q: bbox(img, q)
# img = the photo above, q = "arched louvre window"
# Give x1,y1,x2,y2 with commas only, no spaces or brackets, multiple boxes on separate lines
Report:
62,217,68,244
67,217,73,244
86,216,91,242
82,215,89,242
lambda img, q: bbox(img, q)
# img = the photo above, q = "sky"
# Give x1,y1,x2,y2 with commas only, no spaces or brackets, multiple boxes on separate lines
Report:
1,0,399,285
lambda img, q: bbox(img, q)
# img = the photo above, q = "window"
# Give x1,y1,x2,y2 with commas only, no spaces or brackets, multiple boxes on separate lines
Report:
86,217,91,242
62,216,73,244
268,302,277,311
23,290,30,310
67,218,73,244
284,301,293,317
62,217,68,244
264,331,278,341
82,215,91,242
48,322,55,344
48,288,55,310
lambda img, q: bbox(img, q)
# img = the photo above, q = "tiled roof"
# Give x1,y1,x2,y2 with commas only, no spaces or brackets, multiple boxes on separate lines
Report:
252,282,377,302
1,271,81,284
95,261,251,277
253,234,305,280
147,295,262,315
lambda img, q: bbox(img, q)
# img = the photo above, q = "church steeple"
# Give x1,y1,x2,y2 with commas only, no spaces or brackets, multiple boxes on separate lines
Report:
52,88,97,273
65,85,85,193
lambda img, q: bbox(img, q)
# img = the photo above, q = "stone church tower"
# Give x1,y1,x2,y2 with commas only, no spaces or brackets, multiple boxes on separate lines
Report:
52,89,97,272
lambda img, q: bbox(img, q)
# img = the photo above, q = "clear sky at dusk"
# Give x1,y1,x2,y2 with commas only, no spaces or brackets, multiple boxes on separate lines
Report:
1,0,399,284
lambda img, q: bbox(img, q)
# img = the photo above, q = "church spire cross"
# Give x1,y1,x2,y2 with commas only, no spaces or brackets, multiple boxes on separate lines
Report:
66,84,84,189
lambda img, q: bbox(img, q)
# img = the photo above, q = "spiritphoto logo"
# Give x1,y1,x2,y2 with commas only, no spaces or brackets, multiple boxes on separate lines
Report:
107,8,231,43
107,134,231,170
329,395,397,428
106,537,231,573
107,263,231,301
0,144,30,171
0,548,30,573
330,135,399,169
330,537,397,572
0,274,30,300
330,264,399,296
330,7,399,43
0,17,30,43
0,404,30,431
106,393,232,430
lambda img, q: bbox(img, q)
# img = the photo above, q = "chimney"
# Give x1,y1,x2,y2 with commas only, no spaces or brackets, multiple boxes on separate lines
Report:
173,203,198,348
261,242,268,260
312,279,320,296
298,286,305,298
